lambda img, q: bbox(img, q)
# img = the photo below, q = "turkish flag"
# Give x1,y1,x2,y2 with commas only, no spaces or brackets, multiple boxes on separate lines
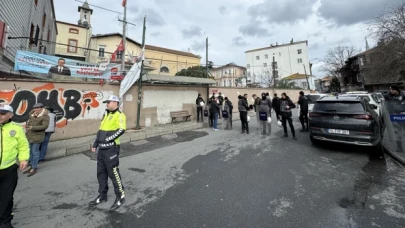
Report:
111,39,124,61
122,0,127,7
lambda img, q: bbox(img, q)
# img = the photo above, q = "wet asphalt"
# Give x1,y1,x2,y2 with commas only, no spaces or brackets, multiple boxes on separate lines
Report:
12,116,405,228
100,119,405,228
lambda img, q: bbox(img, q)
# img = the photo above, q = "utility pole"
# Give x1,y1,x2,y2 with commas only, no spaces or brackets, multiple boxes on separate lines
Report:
206,37,208,78
121,3,127,76
135,16,146,130
272,56,276,93
303,64,310,90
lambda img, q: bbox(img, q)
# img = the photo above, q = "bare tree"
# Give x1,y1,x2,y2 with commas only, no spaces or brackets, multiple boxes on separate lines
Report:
321,46,359,77
366,2,405,82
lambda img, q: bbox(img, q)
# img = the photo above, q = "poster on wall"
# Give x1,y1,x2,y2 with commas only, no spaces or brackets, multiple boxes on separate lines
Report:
14,50,121,79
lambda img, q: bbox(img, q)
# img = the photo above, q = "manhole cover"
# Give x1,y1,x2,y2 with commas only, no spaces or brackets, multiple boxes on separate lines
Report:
161,134,178,140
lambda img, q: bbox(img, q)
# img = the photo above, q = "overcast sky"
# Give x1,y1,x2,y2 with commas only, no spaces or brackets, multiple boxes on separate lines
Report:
54,0,401,78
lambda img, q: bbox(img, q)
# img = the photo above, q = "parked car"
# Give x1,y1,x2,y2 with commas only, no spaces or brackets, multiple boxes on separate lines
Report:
371,92,385,102
339,92,382,116
309,96,381,148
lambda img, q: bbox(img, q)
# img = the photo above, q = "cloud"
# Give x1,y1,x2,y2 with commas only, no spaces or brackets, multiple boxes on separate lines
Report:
239,20,271,37
191,41,205,51
151,32,160,37
232,37,247,46
247,0,316,24
182,26,203,39
132,8,165,26
318,0,403,26
218,6,228,15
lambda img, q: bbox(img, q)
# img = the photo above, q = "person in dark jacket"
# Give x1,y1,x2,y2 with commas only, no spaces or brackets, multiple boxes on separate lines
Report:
196,94,205,122
252,94,261,131
238,95,249,134
210,97,220,130
386,86,405,101
297,91,309,132
224,97,233,130
258,92,272,135
207,98,213,128
272,93,281,120
280,93,297,139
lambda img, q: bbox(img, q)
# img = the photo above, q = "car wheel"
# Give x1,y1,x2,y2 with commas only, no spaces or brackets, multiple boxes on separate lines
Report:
310,135,320,146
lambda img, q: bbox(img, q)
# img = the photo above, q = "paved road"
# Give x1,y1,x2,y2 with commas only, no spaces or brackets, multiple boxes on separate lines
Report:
13,115,405,228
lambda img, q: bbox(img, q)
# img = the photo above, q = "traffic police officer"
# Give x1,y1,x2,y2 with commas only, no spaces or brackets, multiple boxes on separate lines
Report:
0,103,29,228
90,95,126,211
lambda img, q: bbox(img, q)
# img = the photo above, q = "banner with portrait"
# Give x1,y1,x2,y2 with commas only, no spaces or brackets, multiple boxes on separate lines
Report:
14,50,121,79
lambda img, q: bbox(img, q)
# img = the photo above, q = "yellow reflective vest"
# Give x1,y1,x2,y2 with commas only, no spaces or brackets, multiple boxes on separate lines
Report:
93,109,127,149
0,121,30,170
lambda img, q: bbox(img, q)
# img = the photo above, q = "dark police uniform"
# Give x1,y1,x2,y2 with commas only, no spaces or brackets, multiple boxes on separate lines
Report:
93,108,126,201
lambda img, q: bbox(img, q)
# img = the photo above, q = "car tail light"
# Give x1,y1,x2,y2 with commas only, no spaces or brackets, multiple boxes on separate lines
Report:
353,114,373,120
309,112,323,117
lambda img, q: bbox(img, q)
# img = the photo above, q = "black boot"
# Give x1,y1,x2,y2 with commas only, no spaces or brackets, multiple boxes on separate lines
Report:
89,195,108,206
293,134,297,140
110,195,125,211
283,134,288,138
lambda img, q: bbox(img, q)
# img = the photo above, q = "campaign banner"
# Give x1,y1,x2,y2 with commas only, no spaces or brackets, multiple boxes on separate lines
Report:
14,50,121,79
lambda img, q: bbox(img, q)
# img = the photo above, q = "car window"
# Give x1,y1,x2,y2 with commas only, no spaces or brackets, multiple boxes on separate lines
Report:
313,101,365,113
306,95,321,104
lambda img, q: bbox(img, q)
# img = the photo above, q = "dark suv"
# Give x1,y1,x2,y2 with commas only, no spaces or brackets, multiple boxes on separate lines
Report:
309,96,381,147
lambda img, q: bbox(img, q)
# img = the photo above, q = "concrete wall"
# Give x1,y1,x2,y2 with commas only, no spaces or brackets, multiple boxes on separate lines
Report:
0,79,208,141
0,80,305,141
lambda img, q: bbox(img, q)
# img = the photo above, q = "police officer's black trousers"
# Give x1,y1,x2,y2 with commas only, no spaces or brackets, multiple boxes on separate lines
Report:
97,146,125,198
197,107,203,122
282,115,295,137
0,164,18,224
240,111,249,133
299,110,309,129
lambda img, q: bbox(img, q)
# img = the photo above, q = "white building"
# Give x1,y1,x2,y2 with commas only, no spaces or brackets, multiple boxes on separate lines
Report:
245,40,314,89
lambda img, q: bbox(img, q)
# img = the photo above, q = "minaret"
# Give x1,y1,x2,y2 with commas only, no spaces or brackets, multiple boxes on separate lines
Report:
78,0,93,28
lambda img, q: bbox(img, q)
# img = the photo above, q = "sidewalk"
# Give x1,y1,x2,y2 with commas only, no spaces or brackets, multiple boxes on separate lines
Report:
45,111,258,160
46,121,204,159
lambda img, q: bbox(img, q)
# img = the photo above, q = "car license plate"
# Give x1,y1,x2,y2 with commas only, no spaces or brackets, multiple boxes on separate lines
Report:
328,129,349,135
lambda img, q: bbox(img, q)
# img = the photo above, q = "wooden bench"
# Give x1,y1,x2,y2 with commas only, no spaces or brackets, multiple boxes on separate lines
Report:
170,110,191,122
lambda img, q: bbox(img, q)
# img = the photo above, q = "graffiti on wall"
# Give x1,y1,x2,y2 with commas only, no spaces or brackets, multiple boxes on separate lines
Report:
0,83,112,127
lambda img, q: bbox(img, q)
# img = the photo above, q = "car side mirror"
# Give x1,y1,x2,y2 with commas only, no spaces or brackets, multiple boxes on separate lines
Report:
370,104,377,109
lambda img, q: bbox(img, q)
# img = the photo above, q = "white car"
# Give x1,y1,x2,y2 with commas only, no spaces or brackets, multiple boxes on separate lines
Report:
340,92,382,116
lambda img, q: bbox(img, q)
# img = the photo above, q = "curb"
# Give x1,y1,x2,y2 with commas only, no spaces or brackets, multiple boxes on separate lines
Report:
46,123,204,160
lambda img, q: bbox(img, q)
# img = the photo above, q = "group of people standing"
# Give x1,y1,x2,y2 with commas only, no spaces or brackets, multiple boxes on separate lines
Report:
197,91,311,140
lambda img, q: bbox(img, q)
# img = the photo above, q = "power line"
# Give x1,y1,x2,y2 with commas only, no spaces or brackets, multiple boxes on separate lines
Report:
73,0,122,14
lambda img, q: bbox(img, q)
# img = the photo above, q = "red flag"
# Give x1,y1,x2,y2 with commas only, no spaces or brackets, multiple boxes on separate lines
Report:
111,39,124,61
122,0,127,7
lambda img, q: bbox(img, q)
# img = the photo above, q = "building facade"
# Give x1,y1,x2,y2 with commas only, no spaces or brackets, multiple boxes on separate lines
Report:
0,0,58,77
245,40,310,85
211,62,246,87
283,73,315,90
89,33,142,71
145,45,201,76
54,1,92,61
89,33,201,76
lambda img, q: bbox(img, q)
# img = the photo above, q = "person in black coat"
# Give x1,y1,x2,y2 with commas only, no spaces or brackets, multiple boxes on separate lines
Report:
297,91,309,132
210,97,220,130
280,93,296,139
195,94,205,122
224,97,233,130
238,95,249,134
272,93,281,121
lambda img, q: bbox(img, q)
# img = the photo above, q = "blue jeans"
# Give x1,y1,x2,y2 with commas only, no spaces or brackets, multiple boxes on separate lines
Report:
29,143,41,169
213,113,219,129
40,132,53,161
